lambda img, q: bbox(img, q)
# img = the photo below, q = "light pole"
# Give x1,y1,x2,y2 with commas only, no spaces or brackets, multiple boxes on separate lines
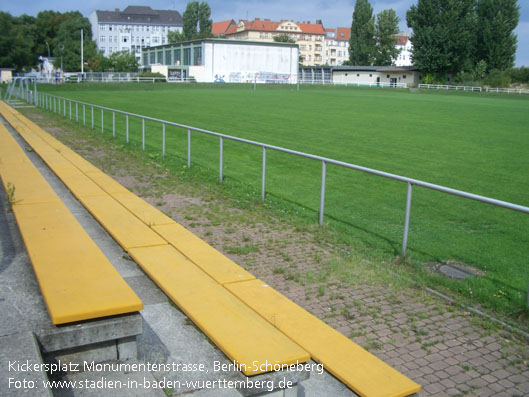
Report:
44,41,50,57
81,29,84,77
59,44,64,82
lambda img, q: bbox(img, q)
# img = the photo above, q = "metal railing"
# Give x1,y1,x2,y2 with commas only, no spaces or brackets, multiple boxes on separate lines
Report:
334,81,408,89
419,84,482,92
28,91,529,263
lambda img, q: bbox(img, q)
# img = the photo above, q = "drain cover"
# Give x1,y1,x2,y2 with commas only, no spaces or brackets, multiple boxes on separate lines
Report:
426,262,484,280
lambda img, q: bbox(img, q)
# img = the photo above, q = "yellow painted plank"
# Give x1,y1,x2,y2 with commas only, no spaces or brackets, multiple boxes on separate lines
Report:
60,150,102,174
153,223,255,285
79,195,167,250
226,280,421,397
85,171,131,194
53,167,107,198
38,150,77,170
111,192,175,227
0,163,60,206
129,245,309,375
13,201,142,324
0,137,30,165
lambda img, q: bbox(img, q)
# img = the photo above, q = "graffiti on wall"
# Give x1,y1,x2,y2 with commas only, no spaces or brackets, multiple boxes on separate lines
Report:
228,72,292,84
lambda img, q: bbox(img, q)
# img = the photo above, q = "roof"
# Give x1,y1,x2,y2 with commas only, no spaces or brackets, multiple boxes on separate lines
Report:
226,18,326,36
143,38,298,51
212,19,236,35
393,35,410,46
332,65,418,72
95,6,182,26
336,28,351,41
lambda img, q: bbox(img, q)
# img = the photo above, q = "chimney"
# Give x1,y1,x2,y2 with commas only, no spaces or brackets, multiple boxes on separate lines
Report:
255,17,260,21
316,19,323,25
115,8,119,12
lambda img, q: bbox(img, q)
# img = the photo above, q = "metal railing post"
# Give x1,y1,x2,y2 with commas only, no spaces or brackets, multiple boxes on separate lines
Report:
187,129,191,168
219,137,223,183
75,103,78,122
162,122,165,156
261,147,266,202
63,99,66,117
142,118,145,150
319,161,326,226
69,101,72,119
112,111,115,137
91,106,94,129
101,109,104,133
126,115,129,143
83,104,86,125
402,182,413,257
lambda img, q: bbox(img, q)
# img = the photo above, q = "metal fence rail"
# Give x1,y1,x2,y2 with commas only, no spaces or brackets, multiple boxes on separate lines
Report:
486,87,529,95
26,90,529,259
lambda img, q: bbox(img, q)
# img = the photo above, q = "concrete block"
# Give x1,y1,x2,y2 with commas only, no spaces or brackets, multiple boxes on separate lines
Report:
36,313,143,353
44,340,117,372
117,336,138,361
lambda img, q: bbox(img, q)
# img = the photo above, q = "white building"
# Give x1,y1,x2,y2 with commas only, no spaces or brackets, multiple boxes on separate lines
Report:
142,39,299,83
89,6,182,62
324,27,350,66
393,32,413,67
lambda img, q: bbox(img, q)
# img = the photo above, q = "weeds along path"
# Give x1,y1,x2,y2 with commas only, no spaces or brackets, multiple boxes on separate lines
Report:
19,107,529,396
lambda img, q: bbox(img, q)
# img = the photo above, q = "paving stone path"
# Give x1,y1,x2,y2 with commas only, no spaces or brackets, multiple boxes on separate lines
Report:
23,109,529,397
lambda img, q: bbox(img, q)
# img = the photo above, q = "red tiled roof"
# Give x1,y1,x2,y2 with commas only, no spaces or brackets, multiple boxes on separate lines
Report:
212,19,235,35
226,18,325,36
393,35,409,46
336,27,351,41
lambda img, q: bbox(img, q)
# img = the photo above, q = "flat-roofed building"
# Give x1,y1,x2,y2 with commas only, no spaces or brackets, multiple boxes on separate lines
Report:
142,38,299,84
89,6,182,62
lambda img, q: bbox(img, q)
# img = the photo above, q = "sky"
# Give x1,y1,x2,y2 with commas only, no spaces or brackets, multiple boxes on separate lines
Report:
4,0,529,66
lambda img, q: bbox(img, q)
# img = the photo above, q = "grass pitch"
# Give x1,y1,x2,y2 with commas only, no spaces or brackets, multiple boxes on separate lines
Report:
38,83,529,317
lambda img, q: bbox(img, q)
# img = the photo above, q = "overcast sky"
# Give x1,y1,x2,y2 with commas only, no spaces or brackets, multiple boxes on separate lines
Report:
4,0,529,66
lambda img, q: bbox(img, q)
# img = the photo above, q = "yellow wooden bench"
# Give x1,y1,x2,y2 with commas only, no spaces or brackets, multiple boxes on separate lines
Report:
0,123,142,325
227,279,421,397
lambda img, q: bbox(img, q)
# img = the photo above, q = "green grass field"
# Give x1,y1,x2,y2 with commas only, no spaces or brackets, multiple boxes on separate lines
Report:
36,83,529,317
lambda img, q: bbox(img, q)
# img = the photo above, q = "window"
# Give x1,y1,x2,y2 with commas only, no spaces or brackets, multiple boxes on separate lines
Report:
100,25,105,31
357,74,360,77
193,46,202,65
165,50,171,65
109,48,113,54
157,50,163,64
183,47,191,65
387,75,390,78
162,37,166,44
101,46,106,53
369,74,372,77
403,75,407,79
109,26,112,31
100,36,106,42
174,48,181,64
149,52,155,64
109,36,112,43
123,37,127,43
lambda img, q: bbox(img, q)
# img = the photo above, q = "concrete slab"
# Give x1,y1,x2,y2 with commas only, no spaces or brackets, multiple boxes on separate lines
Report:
0,332,52,396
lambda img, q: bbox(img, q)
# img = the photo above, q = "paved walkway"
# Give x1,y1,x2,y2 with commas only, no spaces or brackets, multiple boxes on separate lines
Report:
17,108,529,396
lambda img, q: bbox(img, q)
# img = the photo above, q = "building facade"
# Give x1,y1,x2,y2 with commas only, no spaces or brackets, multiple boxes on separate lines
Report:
89,6,182,62
142,39,299,84
393,33,413,67
224,18,326,67
324,28,350,66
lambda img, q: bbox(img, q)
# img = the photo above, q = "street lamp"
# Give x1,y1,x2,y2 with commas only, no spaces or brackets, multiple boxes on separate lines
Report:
59,44,64,82
44,41,50,57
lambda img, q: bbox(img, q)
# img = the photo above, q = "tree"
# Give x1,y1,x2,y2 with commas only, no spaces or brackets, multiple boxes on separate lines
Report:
475,0,519,71
349,0,377,66
407,0,475,77
198,2,212,35
273,34,295,43
182,1,199,40
167,29,186,43
107,50,138,72
375,9,400,66
53,13,97,72
0,12,37,71
182,1,212,40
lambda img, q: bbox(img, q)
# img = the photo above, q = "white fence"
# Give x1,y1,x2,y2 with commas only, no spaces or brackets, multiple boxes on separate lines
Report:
419,84,482,92
333,81,408,89
485,87,529,95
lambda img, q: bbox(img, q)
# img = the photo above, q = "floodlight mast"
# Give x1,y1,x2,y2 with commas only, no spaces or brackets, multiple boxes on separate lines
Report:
81,29,84,76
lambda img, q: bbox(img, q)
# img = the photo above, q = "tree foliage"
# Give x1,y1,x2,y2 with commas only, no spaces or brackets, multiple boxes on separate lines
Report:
349,0,376,65
0,12,37,71
167,30,186,43
475,0,519,71
182,1,212,41
273,34,296,43
375,9,400,66
407,0,476,77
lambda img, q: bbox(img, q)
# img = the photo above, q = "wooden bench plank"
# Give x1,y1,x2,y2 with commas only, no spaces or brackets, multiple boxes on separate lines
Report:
226,279,421,397
129,245,310,375
153,223,255,285
0,163,60,205
111,192,175,227
79,195,167,250
85,171,132,194
52,167,108,199
13,201,142,324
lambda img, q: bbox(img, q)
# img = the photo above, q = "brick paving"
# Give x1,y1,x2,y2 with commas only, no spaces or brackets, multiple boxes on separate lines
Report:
24,109,529,396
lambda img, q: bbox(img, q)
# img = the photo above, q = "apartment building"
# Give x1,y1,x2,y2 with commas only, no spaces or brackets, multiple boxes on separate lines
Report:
224,18,326,66
89,6,182,61
324,27,350,66
393,32,413,67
